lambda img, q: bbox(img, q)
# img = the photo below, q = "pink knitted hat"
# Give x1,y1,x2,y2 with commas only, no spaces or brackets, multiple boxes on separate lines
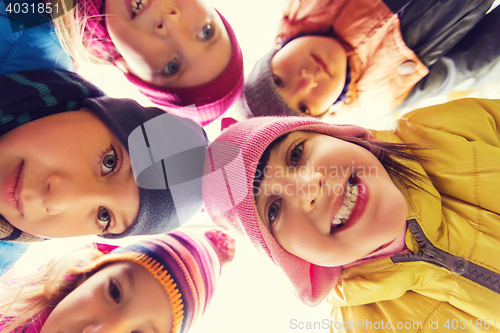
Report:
77,0,119,62
76,1,244,126
202,116,371,305
124,11,244,126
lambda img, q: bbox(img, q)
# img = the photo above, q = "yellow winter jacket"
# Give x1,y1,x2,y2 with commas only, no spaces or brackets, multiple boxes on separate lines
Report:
327,99,500,332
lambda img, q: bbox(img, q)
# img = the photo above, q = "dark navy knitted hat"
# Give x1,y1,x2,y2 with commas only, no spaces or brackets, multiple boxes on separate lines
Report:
84,98,208,238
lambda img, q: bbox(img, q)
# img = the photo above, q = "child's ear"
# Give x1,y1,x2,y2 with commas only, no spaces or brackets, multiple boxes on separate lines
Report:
113,56,129,73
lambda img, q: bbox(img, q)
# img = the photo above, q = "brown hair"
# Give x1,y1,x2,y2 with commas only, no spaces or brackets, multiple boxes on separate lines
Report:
253,132,429,196
0,246,102,332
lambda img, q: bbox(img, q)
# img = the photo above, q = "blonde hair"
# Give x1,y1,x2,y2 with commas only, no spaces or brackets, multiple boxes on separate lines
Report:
51,0,117,66
0,246,103,332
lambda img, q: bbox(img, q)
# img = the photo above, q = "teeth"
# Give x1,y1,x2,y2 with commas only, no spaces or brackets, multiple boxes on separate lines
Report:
352,186,359,196
131,0,148,15
331,181,359,228
338,205,348,215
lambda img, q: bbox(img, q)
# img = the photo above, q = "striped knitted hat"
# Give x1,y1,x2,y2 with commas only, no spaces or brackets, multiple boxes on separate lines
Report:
85,230,235,333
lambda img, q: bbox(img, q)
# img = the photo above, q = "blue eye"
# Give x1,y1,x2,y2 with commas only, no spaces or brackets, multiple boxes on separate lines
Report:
267,198,282,226
163,60,179,75
197,24,214,40
290,141,304,166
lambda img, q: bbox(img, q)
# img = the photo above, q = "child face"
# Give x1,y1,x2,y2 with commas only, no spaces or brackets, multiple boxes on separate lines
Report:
271,36,347,117
0,110,139,238
254,131,407,267
41,261,173,333
105,0,232,88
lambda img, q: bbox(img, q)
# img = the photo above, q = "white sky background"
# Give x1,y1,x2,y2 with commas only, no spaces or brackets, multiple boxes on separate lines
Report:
15,0,500,332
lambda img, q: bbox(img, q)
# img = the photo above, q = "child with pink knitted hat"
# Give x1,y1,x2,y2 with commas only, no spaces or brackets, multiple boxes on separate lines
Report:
202,98,500,330
53,0,244,126
0,229,235,332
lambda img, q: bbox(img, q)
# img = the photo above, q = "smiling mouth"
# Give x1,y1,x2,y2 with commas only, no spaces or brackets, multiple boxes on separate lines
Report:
131,0,149,16
330,177,358,233
312,54,331,77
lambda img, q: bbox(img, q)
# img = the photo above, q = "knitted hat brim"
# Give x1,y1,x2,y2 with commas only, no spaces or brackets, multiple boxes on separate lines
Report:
244,49,298,117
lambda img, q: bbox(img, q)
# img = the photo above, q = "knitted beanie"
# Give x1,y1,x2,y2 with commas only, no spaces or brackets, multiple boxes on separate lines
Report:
86,230,236,333
0,70,207,240
243,49,296,117
123,11,244,126
202,116,371,305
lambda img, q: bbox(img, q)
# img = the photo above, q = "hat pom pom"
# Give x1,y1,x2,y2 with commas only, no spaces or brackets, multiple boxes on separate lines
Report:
205,229,236,266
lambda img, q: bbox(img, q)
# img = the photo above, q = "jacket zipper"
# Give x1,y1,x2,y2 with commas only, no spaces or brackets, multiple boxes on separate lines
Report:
391,219,500,294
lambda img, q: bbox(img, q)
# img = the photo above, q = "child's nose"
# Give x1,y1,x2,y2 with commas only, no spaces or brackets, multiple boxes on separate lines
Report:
83,324,101,333
296,69,318,94
292,172,325,212
154,9,180,37
42,174,79,215
82,323,118,333
42,174,104,215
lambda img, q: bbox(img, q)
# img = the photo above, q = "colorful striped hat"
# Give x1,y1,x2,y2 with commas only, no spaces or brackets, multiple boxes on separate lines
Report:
85,230,235,333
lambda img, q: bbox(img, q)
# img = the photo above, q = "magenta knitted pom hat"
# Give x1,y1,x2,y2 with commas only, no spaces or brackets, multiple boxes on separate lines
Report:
76,0,119,62
202,116,371,305
86,229,235,333
124,11,244,126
